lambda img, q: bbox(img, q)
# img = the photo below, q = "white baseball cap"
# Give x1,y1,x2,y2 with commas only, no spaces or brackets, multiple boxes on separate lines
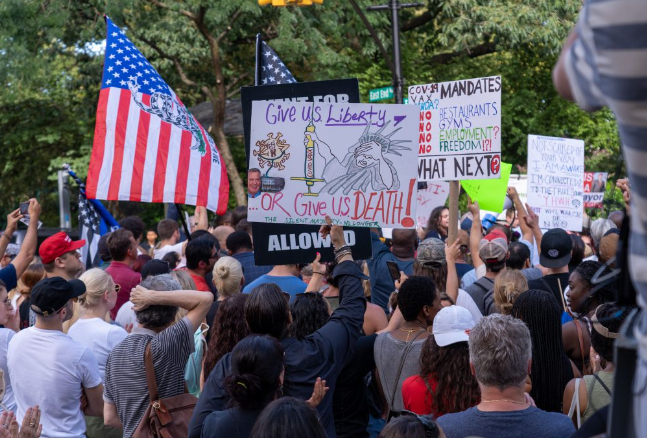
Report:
432,306,475,347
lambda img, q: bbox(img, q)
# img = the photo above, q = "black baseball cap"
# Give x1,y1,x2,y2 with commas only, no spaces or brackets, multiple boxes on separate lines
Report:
30,277,86,317
141,259,172,279
540,229,573,268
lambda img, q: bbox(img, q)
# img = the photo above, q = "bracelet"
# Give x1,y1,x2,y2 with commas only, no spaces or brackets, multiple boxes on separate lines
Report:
333,245,350,255
312,272,324,277
335,249,352,262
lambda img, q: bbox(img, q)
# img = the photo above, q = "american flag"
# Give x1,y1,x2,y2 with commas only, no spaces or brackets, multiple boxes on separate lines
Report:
86,17,229,214
255,35,297,86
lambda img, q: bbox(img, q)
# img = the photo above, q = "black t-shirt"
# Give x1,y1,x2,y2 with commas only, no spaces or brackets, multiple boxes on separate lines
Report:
201,407,262,438
528,273,570,308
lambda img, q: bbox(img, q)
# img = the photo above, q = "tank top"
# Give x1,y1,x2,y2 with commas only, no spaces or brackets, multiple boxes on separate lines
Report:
582,371,614,423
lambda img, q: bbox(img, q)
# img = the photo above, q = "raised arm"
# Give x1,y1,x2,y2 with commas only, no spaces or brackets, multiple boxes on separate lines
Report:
0,209,22,261
130,286,213,332
468,198,484,270
445,239,461,303
524,203,543,251
11,199,41,278
305,252,326,293
507,187,533,243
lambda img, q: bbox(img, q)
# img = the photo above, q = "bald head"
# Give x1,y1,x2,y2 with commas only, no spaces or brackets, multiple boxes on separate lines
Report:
608,211,624,229
391,229,418,259
213,225,235,252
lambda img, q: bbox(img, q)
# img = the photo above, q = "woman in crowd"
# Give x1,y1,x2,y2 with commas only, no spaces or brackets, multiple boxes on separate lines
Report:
377,414,445,438
202,335,285,438
492,268,528,315
511,290,579,413
0,280,19,414
67,268,128,437
249,397,327,438
289,293,330,340
563,303,630,427
209,256,244,324
425,207,449,241
9,263,45,330
202,294,249,383
569,235,586,273
402,306,480,417
375,276,441,417
563,261,617,374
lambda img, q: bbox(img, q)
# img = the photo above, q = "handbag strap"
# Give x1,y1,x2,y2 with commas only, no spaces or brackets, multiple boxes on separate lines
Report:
567,378,582,429
388,330,425,410
143,341,159,402
573,319,587,374
592,373,612,396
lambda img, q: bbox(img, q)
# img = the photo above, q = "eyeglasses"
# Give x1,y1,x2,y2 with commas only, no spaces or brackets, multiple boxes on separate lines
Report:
400,410,440,438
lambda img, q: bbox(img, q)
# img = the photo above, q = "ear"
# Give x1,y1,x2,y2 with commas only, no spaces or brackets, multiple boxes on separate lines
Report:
240,276,245,287
469,361,476,376
527,358,532,375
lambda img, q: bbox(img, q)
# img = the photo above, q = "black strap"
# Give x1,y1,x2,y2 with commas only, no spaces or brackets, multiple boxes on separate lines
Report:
389,330,425,411
593,373,612,396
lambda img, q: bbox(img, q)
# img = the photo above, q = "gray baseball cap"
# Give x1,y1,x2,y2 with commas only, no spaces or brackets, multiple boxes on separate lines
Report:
417,238,446,265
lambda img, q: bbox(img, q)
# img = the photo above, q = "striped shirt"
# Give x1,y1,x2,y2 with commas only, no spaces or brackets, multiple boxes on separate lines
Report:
104,318,194,438
565,0,647,339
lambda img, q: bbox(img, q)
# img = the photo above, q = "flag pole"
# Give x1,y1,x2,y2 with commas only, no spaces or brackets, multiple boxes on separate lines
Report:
176,204,192,241
255,34,262,86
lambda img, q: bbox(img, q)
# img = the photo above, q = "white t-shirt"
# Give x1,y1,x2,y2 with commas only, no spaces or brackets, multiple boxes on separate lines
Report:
0,328,16,414
8,327,102,438
456,289,483,324
116,301,138,330
153,242,184,260
68,318,128,381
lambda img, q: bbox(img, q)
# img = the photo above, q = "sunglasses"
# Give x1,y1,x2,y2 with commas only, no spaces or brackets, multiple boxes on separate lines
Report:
400,410,440,438
113,284,121,293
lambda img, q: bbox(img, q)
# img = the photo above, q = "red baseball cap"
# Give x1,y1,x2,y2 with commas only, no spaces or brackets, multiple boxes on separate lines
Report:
39,232,86,264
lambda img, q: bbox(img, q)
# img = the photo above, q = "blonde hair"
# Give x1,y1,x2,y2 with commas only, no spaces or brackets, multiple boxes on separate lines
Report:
64,268,114,332
493,268,529,315
212,257,243,299
170,270,195,323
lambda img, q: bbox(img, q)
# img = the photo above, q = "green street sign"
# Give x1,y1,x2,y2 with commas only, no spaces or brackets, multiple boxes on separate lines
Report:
403,97,409,104
369,86,394,102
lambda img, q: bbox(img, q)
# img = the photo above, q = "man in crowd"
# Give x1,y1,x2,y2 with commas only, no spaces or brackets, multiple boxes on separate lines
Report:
212,225,234,255
118,216,147,255
8,277,104,436
242,262,306,299
437,314,575,438
184,235,219,292
154,219,185,260
103,275,212,438
465,229,508,315
226,231,271,286
247,168,262,198
40,231,86,281
105,229,142,319
367,229,417,312
528,228,572,307
0,199,41,290
0,244,19,269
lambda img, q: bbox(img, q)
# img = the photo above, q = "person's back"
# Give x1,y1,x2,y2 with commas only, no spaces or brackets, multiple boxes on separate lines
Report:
68,319,127,379
464,230,507,314
242,265,307,299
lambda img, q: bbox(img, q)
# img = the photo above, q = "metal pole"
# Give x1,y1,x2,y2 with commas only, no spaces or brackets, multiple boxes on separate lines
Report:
390,0,403,104
58,169,72,230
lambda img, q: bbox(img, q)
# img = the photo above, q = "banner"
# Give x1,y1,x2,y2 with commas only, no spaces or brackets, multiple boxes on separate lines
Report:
416,182,450,228
408,76,502,181
241,79,372,265
247,100,419,228
584,172,607,209
527,135,585,231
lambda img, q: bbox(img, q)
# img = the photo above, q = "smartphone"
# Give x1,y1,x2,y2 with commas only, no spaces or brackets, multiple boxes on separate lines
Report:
19,201,30,215
386,261,401,282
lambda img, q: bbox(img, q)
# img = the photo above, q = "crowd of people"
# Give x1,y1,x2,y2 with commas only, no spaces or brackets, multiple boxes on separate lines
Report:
0,177,633,438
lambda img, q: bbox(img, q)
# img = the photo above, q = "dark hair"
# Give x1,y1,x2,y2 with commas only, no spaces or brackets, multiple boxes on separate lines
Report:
245,283,290,339
224,335,284,410
226,231,253,254
232,206,248,228
591,303,631,363
486,259,506,274
133,254,152,273
190,229,209,240
377,414,439,438
97,233,112,263
323,260,339,289
574,261,617,314
203,294,250,379
398,276,436,322
489,223,512,242
186,236,216,270
118,216,146,241
250,397,326,438
161,252,180,270
569,235,585,271
157,219,179,240
419,335,480,416
506,241,530,270
511,290,569,413
413,260,447,292
107,229,134,262
426,206,448,237
236,219,253,235
289,293,329,340
135,275,180,329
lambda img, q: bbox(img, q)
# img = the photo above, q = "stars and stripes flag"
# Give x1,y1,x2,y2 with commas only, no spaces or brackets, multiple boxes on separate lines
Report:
86,17,229,213
255,35,297,86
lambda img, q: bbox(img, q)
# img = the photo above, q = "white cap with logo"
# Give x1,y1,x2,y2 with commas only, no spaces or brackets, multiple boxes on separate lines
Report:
432,305,475,347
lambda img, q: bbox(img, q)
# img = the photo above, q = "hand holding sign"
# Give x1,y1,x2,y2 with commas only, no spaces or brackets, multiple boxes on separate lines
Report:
319,215,346,249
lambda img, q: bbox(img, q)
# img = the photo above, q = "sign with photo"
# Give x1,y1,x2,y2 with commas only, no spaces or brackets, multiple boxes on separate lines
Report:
583,172,608,209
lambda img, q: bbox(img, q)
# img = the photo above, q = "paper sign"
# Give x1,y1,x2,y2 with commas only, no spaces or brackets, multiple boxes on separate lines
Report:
583,172,607,209
247,101,420,228
461,162,512,213
508,173,528,206
408,76,502,181
416,181,450,228
527,135,584,231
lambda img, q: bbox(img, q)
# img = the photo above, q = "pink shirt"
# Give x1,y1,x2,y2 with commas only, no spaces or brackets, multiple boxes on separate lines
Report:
106,261,141,320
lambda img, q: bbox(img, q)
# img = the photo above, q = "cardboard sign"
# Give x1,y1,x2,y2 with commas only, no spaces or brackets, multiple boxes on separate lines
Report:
584,172,608,209
527,135,585,231
416,181,450,228
408,76,502,181
247,100,420,228
461,162,512,213
241,79,372,265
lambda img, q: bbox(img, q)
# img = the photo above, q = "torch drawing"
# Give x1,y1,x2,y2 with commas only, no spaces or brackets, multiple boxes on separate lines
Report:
291,120,324,196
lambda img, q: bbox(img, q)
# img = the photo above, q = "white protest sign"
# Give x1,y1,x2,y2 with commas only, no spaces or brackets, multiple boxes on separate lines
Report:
248,101,420,228
527,135,585,231
408,76,502,181
416,182,450,228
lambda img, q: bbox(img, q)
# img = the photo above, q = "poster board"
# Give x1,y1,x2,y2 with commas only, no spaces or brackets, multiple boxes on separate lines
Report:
247,100,420,228
416,182,450,228
584,172,608,209
527,135,585,231
408,76,502,181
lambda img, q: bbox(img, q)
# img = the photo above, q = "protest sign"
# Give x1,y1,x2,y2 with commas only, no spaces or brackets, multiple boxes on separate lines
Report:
461,162,512,213
584,172,608,208
241,79,372,265
508,173,528,206
527,135,585,231
416,181,450,228
408,76,502,181
247,100,419,228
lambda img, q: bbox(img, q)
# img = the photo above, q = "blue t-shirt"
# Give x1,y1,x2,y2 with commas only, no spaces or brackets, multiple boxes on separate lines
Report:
0,265,17,291
366,233,413,312
437,406,575,438
242,274,307,300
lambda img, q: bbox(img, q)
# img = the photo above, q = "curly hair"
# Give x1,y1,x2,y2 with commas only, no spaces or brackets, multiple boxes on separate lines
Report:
203,294,250,380
574,261,617,314
426,206,448,237
419,335,480,416
493,268,528,315
398,276,437,321
413,260,447,292
289,293,330,340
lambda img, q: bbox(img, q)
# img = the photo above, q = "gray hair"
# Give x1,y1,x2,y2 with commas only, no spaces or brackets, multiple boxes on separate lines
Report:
590,219,615,248
135,274,182,329
469,314,531,390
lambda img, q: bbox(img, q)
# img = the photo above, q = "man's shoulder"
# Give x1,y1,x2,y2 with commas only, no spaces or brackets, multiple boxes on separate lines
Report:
523,408,575,433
